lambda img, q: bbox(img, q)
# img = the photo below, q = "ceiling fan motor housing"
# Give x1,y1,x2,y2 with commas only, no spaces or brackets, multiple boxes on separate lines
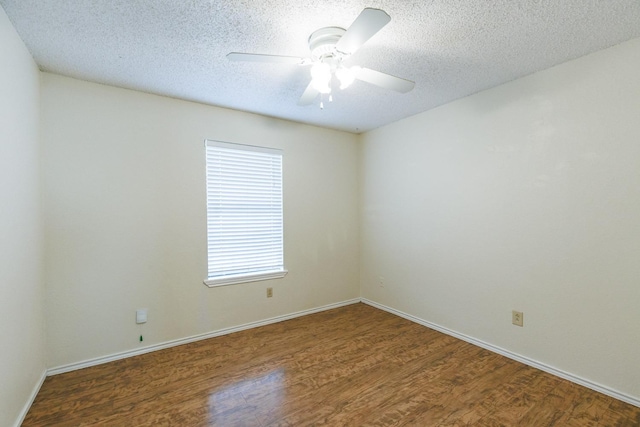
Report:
308,27,346,60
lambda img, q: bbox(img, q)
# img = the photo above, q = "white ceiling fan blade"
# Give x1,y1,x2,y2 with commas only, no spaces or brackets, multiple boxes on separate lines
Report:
298,81,319,106
355,67,415,93
227,52,307,65
335,8,391,55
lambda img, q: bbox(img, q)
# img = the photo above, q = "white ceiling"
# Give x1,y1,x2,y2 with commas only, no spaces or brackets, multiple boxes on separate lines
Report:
2,1,640,133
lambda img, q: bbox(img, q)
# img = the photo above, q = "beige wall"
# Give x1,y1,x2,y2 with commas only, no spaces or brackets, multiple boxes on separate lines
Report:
360,37,640,401
0,6,46,427
41,73,360,368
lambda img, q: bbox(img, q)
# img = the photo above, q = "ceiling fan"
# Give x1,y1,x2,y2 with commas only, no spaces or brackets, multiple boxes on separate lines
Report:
227,8,415,107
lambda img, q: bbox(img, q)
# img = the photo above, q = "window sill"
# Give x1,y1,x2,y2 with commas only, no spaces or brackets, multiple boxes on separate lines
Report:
203,269,288,288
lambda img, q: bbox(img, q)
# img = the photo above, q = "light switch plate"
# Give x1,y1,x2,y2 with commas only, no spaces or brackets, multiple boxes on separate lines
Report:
136,309,147,324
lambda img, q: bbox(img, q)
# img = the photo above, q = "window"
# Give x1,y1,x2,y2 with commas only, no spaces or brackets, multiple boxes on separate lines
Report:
204,140,287,287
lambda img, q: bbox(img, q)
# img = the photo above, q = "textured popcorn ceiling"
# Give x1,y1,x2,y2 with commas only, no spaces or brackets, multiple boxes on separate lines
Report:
2,1,640,133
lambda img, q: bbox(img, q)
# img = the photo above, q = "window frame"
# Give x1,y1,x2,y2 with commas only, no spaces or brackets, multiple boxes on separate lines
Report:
203,139,287,288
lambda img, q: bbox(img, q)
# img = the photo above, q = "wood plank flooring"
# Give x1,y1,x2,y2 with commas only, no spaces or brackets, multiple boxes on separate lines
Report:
23,303,640,426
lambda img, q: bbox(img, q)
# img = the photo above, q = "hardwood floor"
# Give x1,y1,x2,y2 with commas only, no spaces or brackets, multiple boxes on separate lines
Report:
24,303,639,426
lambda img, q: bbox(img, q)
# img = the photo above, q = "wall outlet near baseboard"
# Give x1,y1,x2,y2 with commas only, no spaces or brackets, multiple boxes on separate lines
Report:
267,287,273,298
512,310,524,327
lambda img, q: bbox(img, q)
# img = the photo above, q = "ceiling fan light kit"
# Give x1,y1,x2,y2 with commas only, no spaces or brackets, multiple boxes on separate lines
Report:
310,62,332,93
227,8,415,108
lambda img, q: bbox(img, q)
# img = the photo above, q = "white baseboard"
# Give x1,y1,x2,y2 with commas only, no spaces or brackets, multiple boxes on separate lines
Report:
48,298,361,376
14,368,47,427
42,296,640,411
361,298,640,408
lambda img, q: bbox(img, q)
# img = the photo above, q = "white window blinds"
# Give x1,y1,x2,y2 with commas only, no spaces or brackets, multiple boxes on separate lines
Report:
204,140,286,287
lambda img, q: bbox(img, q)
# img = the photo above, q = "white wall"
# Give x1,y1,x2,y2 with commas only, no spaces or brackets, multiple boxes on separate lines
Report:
0,6,46,427
41,73,360,368
360,37,640,401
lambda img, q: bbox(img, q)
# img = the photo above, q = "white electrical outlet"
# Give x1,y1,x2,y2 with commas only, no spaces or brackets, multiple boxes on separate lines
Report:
512,310,523,327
